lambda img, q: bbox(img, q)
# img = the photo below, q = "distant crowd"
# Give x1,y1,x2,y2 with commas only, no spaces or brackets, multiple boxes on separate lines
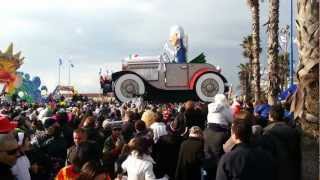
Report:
0,94,301,180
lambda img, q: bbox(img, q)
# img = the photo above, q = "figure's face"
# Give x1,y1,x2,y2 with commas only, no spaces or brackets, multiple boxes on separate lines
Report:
169,33,179,47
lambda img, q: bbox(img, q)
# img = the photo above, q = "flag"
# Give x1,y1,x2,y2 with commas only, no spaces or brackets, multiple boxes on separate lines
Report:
69,60,74,68
59,58,63,66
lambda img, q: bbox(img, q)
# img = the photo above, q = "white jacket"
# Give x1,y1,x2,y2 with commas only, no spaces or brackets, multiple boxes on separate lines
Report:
207,102,233,126
122,151,168,180
150,122,167,143
11,155,31,180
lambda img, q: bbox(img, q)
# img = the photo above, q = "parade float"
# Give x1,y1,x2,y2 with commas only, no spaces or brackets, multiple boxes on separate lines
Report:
14,72,47,103
0,43,47,103
0,43,23,95
101,26,229,102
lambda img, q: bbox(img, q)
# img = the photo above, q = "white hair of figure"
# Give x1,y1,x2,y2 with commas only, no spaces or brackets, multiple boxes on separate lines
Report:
170,25,185,39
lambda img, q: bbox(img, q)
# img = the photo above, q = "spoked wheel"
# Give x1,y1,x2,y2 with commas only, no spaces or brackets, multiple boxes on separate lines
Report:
114,74,145,103
195,73,225,102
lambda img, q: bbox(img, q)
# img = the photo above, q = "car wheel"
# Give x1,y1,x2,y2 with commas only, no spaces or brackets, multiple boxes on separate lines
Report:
195,73,225,102
114,73,145,102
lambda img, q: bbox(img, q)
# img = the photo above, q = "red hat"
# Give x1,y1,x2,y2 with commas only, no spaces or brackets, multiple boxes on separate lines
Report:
0,116,17,133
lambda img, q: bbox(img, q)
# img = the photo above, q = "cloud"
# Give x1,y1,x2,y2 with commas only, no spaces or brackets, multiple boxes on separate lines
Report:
0,0,296,94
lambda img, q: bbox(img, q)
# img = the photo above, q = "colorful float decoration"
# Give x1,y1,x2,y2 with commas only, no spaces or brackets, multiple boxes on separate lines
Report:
14,72,46,103
0,43,23,94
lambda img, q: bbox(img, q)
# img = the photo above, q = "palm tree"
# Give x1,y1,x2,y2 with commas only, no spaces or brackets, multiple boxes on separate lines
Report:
240,35,263,100
266,0,280,105
246,0,261,102
277,53,289,91
238,63,251,99
292,0,319,137
240,36,253,100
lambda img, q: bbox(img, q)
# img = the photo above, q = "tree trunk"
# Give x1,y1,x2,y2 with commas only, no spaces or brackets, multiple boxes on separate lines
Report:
251,1,261,102
248,57,253,100
293,0,319,137
267,0,280,105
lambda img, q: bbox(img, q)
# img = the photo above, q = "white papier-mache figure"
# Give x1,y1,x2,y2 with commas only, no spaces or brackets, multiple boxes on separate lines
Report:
163,25,188,63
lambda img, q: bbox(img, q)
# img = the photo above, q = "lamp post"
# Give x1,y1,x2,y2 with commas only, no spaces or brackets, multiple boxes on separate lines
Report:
289,0,294,85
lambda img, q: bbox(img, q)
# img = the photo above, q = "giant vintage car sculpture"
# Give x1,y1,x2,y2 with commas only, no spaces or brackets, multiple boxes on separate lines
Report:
106,55,229,102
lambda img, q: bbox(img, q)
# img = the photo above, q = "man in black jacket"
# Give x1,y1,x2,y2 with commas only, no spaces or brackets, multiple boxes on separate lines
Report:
260,105,301,180
216,118,275,180
175,126,204,180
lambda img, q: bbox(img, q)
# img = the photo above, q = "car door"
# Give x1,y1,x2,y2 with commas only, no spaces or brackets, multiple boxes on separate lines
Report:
165,63,188,87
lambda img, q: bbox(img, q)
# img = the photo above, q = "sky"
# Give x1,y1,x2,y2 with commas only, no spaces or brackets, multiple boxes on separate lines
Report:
0,0,297,93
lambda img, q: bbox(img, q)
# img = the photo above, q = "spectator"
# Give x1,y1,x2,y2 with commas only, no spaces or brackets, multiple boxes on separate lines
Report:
259,104,301,180
81,116,104,149
11,132,31,180
0,116,17,134
122,111,135,143
0,134,20,180
121,137,167,180
34,118,67,179
56,141,100,180
175,126,204,180
134,120,153,142
56,110,74,148
103,125,125,179
150,112,167,143
202,94,232,180
223,111,262,153
230,98,241,118
77,160,111,180
152,117,184,179
141,110,157,128
253,99,270,127
184,100,205,130
216,117,275,180
66,128,88,165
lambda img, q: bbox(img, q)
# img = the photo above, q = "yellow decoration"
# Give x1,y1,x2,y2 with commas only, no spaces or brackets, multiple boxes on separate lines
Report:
0,43,24,93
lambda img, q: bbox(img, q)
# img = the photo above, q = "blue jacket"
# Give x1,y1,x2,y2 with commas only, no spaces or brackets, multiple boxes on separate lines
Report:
254,104,270,121
176,39,186,63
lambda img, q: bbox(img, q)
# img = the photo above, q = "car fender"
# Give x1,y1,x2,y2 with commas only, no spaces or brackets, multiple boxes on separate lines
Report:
188,68,227,90
112,71,144,82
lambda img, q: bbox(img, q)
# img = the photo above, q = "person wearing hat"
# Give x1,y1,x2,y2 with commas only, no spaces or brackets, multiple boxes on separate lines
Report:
0,116,17,134
103,123,125,179
0,133,20,180
203,94,233,180
175,126,204,180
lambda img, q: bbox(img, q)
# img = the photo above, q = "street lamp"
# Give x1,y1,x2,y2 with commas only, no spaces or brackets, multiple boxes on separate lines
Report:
289,0,294,85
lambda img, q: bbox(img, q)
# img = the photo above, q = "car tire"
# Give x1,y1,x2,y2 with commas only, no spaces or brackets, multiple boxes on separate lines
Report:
195,73,225,102
114,73,145,102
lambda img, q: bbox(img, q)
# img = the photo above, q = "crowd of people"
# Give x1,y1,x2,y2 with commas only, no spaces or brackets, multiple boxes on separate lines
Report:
0,93,301,180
